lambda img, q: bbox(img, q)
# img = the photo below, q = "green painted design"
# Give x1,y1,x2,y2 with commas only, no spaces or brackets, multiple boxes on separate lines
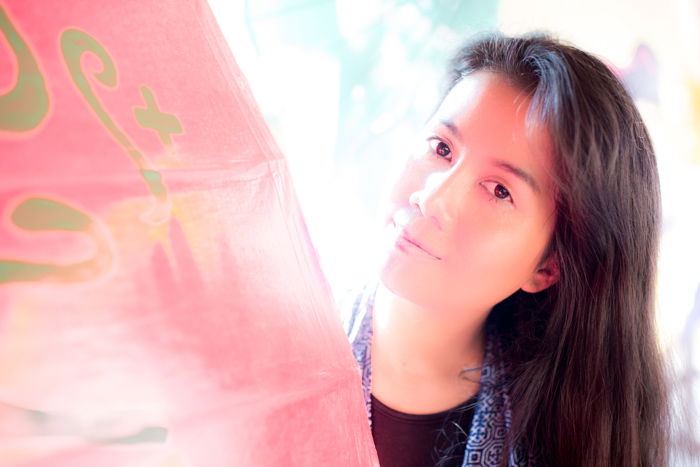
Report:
100,426,169,445
0,259,99,283
60,29,170,224
134,86,182,146
0,261,55,282
0,198,113,284
11,197,91,231
0,402,168,445
140,169,166,195
0,6,49,131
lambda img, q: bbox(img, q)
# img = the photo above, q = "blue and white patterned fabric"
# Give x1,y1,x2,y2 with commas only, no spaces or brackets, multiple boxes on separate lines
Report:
341,281,537,466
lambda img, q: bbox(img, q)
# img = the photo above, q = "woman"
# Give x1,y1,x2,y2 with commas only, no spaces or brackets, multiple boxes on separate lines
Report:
343,34,668,466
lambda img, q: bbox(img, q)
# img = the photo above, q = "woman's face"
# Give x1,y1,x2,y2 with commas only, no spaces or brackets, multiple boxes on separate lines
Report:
379,71,557,315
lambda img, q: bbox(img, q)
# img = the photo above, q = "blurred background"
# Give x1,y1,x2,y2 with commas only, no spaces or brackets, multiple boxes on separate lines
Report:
208,0,700,461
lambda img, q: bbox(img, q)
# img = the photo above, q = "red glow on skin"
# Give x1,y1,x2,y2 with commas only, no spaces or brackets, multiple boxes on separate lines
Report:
379,71,557,317
370,71,559,415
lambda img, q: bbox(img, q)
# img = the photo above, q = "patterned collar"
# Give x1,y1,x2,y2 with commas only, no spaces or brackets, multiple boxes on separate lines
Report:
343,282,537,466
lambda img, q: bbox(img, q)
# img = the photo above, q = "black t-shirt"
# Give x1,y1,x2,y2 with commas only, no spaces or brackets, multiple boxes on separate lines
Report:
371,393,477,467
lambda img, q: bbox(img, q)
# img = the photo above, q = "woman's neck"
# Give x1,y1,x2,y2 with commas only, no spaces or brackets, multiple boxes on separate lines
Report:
370,282,488,413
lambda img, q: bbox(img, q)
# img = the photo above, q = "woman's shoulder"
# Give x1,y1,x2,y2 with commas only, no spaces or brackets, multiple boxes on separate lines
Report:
336,279,377,413
337,280,379,341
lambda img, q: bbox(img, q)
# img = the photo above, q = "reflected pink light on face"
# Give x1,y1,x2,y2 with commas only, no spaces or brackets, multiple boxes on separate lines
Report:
378,71,557,314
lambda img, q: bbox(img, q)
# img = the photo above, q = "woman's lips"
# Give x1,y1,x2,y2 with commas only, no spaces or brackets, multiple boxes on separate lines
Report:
397,230,441,260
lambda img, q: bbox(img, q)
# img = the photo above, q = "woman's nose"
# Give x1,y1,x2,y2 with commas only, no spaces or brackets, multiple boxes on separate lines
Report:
408,170,464,232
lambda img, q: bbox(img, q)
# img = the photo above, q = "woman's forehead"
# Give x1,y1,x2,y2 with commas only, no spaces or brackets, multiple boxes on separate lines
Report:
437,71,533,127
434,72,553,170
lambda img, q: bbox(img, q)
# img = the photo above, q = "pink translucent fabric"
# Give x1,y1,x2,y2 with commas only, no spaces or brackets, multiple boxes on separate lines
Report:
0,1,377,465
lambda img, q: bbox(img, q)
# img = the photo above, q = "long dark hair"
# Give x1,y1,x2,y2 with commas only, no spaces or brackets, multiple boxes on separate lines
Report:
443,34,668,466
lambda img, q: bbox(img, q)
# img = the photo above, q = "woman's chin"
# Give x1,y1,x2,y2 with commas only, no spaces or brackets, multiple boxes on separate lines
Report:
378,264,437,309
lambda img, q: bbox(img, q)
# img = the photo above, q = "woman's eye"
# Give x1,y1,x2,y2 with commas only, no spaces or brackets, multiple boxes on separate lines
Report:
428,139,452,160
482,181,513,202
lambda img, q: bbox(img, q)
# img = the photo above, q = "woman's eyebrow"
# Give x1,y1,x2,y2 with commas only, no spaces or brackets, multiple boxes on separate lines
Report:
439,120,463,144
492,160,540,193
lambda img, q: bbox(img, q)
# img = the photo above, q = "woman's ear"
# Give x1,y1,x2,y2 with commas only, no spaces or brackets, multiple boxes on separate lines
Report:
521,255,559,293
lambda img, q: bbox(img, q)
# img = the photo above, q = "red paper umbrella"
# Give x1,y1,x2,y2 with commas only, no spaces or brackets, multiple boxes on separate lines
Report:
0,1,377,465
